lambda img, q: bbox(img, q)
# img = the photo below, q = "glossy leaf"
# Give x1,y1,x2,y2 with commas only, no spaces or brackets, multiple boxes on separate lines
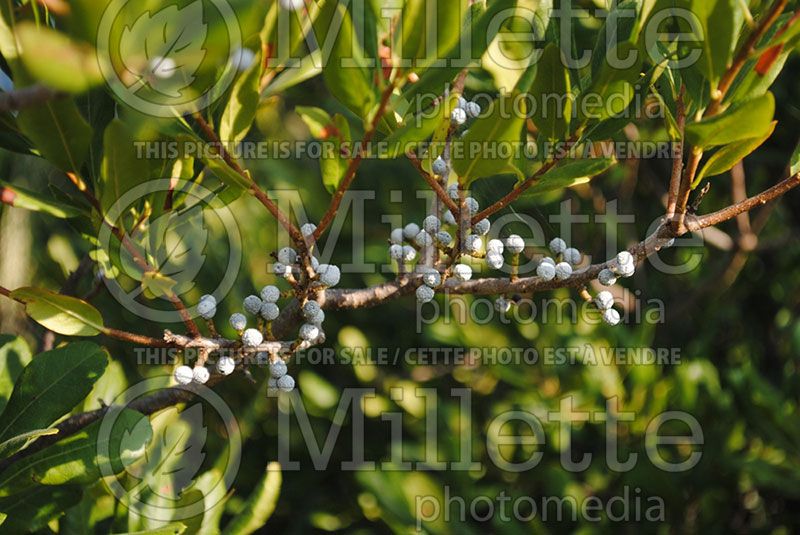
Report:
529,43,571,142
0,181,84,218
0,428,59,459
523,157,616,196
0,484,83,532
311,0,375,118
0,407,151,496
694,121,777,186
685,93,775,149
0,336,31,415
220,52,263,144
15,23,103,93
690,0,742,86
791,139,800,177
296,106,333,139
16,99,92,172
403,0,516,101
0,342,107,451
262,51,322,97
222,462,282,535
452,94,526,187
320,114,351,193
100,118,150,215
10,287,105,336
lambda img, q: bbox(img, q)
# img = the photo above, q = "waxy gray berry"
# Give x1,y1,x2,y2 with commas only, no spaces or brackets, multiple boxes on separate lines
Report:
453,264,472,281
242,328,263,347
277,247,297,265
506,234,525,254
416,285,435,303
317,264,341,286
451,107,467,125
270,358,288,378
421,268,442,288
277,374,296,392
299,323,320,341
403,223,420,240
390,228,404,245
487,239,504,255
564,247,582,266
260,302,280,321
423,215,441,234
602,308,621,326
192,366,210,384
243,295,262,315
174,365,193,385
415,230,433,247
473,218,491,236
432,156,448,176
197,298,217,319
598,268,617,286
549,237,567,255
260,285,280,303
536,262,556,281
486,253,504,270
595,290,614,310
217,356,236,376
229,313,247,331
555,262,573,280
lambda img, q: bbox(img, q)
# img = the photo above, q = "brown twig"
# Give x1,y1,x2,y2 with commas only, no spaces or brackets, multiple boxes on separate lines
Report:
313,81,396,241
407,152,459,214
0,85,61,113
191,112,304,245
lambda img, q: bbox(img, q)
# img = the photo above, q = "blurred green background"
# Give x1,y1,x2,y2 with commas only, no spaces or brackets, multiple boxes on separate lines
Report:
1,3,800,534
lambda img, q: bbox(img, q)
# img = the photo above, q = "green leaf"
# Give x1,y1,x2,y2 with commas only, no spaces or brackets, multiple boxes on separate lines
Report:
0,181,84,218
523,157,616,196
220,52,263,144
690,0,742,87
222,462,282,535
262,51,323,98
451,93,526,186
396,0,466,72
312,0,376,118
15,23,103,93
122,523,188,535
694,121,777,186
685,93,775,149
377,98,449,159
791,139,800,177
403,0,516,101
10,287,105,337
0,428,59,459
0,336,31,415
0,408,151,496
0,484,83,532
0,342,107,450
320,114,351,194
16,99,92,172
529,43,572,142
100,118,149,215
296,106,333,139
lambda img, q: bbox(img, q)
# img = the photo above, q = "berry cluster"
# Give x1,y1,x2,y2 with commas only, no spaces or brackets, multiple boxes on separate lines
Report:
387,176,643,327
450,96,482,126
174,238,335,394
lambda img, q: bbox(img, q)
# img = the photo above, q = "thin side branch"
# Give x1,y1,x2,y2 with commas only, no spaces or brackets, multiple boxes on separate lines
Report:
0,85,61,112
313,82,396,241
